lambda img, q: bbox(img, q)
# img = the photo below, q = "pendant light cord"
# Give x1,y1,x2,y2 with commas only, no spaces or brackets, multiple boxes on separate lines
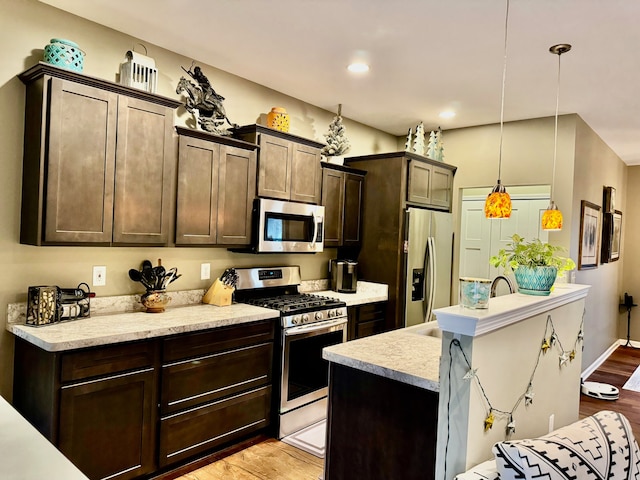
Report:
497,0,510,182
551,51,562,200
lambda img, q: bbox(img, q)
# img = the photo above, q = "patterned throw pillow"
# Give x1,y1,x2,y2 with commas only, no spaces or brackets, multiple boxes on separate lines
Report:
454,459,500,480
493,410,640,480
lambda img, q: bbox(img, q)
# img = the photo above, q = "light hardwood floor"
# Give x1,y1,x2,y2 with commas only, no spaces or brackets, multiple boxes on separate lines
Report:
175,345,639,480
175,438,323,480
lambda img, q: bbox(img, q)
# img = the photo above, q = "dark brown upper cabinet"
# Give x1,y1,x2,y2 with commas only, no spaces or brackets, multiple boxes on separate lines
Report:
19,62,180,246
346,152,456,212
321,163,366,247
233,124,324,204
175,127,258,246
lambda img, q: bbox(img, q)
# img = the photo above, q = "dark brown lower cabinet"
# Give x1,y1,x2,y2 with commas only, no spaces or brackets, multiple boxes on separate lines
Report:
12,319,276,480
159,385,271,467
324,363,438,480
347,302,387,340
59,368,156,480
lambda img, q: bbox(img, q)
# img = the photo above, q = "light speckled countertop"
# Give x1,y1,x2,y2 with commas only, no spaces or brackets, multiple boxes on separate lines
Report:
8,303,279,352
323,322,442,392
6,281,388,353
311,281,388,306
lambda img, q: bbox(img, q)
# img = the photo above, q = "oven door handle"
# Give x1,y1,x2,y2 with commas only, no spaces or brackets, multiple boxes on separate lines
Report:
285,317,348,336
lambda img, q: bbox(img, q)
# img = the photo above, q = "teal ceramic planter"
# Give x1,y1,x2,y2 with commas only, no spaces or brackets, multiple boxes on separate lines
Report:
514,266,558,296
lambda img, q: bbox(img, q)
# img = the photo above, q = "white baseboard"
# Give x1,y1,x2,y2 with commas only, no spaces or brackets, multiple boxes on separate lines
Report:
581,340,622,381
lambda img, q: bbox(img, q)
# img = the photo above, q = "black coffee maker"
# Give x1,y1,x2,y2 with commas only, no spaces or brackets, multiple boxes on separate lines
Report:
329,259,358,293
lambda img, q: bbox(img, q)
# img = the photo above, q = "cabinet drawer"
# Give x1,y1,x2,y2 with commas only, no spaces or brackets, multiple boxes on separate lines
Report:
159,385,271,467
61,341,157,383
161,342,273,414
163,320,274,363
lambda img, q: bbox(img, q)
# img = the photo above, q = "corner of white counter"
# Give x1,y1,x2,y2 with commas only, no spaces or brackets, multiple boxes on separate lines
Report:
434,283,591,337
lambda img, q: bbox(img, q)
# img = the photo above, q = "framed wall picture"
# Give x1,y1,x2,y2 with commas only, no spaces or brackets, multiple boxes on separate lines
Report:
578,200,600,270
603,186,616,213
601,210,622,263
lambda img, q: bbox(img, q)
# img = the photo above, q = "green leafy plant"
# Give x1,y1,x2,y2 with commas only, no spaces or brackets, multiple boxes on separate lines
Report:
489,234,576,275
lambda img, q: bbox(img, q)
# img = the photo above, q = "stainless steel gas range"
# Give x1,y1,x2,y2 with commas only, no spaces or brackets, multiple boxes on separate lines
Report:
234,266,347,440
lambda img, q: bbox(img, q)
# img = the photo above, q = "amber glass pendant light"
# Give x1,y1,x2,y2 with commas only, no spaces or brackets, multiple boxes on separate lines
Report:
484,0,512,219
541,44,572,231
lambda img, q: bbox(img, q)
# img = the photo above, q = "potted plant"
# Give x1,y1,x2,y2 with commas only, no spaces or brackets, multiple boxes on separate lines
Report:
489,234,576,296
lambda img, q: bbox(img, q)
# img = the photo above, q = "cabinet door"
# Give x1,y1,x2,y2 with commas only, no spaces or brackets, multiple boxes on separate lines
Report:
59,368,156,480
113,96,176,245
217,145,257,244
407,160,432,206
175,135,220,245
45,78,117,244
291,143,322,204
322,168,345,247
257,134,291,200
343,173,364,246
430,165,454,210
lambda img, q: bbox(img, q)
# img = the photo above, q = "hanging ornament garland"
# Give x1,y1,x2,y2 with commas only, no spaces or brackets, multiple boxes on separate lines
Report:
447,311,584,439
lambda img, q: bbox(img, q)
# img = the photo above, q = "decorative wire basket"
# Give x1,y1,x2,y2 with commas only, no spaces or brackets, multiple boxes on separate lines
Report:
43,38,85,72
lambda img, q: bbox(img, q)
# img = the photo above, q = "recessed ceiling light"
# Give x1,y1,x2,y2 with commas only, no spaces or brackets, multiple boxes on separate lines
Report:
347,62,370,73
439,110,456,119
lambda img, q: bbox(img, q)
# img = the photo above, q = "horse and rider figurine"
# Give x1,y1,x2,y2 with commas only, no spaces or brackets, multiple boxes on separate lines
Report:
176,63,238,135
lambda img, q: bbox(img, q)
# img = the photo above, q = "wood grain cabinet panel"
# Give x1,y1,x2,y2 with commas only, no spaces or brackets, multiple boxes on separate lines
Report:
59,368,156,480
233,124,323,204
18,63,180,246
321,164,365,247
175,127,257,246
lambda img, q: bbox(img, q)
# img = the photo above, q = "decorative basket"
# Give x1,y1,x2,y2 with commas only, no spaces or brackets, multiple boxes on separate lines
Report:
43,38,85,72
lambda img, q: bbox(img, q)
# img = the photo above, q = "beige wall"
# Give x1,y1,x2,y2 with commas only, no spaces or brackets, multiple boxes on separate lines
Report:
622,166,640,341
0,0,398,399
571,117,627,367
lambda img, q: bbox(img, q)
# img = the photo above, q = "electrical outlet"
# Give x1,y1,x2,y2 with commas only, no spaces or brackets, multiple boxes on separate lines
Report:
201,263,211,280
93,266,106,287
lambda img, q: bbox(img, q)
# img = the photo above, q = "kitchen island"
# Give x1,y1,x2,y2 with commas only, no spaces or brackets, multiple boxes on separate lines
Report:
0,395,89,480
322,323,441,480
322,283,590,480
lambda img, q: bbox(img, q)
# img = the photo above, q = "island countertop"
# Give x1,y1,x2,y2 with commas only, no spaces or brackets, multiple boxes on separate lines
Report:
0,395,89,479
7,303,279,352
322,322,441,392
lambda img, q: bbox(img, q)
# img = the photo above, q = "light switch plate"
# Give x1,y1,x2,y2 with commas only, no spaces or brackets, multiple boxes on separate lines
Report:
201,263,211,280
93,266,106,287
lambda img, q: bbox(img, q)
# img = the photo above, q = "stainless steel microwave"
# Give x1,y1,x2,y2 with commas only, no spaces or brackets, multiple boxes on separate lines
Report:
254,198,324,253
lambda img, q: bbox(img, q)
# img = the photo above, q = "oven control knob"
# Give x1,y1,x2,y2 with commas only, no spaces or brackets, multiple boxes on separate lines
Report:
328,310,335,318
302,314,310,324
315,312,324,321
292,316,301,325
335,308,343,317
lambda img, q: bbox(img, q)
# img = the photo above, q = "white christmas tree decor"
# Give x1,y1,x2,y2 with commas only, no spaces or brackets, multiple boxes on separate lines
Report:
321,104,351,164
427,130,437,159
405,128,412,152
436,126,445,162
412,122,425,155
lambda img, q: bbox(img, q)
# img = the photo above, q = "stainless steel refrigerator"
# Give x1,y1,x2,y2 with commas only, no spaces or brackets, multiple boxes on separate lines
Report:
403,207,453,327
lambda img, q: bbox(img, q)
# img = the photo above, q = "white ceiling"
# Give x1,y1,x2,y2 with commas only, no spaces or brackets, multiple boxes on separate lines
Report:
41,0,640,165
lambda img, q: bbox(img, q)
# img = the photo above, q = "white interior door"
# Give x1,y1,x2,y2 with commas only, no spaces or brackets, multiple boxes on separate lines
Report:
459,189,550,288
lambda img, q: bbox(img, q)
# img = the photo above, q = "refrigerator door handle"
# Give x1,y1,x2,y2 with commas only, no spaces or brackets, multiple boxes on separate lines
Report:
424,236,436,322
